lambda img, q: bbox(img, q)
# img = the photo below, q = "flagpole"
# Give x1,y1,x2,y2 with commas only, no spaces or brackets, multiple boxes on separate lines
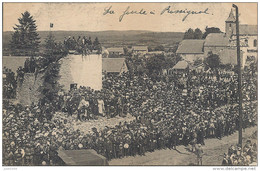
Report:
49,23,53,36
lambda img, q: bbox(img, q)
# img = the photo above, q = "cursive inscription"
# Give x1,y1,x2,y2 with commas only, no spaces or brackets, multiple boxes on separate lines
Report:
103,6,115,15
119,6,148,22
161,6,209,21
103,5,210,22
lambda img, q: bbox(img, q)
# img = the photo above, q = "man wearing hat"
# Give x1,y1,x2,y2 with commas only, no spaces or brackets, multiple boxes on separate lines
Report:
14,147,24,166
195,144,204,165
24,144,34,165
78,96,89,121
222,153,231,166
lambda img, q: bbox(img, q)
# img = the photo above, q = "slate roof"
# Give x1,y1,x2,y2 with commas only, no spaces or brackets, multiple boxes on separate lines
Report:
102,58,126,73
58,149,108,166
204,33,230,47
226,9,236,22
235,25,258,35
132,46,148,51
172,60,189,70
176,40,204,54
107,47,124,54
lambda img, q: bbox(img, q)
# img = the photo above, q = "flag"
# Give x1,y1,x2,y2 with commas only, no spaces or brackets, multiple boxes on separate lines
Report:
50,23,54,28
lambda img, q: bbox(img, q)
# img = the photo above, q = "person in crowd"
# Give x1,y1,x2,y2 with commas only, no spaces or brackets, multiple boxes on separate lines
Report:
195,144,204,165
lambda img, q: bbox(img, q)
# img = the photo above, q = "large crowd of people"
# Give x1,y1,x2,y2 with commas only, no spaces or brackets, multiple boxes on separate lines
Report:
222,132,257,166
63,36,101,55
2,55,257,165
3,67,17,99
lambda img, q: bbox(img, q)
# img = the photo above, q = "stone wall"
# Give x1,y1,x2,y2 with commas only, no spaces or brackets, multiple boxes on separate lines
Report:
17,73,44,106
59,54,102,91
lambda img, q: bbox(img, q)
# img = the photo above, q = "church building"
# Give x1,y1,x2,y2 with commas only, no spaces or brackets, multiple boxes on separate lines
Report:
226,9,258,63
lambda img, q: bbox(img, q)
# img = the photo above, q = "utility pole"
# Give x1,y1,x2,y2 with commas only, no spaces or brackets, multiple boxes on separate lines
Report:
232,4,243,146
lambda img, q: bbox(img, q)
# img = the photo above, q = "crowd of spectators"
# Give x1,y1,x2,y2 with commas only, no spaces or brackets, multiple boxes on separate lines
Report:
222,133,257,166
2,58,257,165
3,67,17,99
64,36,101,55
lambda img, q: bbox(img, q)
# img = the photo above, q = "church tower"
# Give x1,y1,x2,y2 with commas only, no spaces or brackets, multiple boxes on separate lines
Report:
225,9,236,38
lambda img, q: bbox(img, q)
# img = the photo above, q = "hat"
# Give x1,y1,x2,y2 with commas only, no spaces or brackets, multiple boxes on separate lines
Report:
78,144,83,148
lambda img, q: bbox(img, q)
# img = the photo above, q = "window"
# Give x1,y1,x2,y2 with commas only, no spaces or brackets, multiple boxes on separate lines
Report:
254,39,257,47
245,39,248,46
229,23,232,27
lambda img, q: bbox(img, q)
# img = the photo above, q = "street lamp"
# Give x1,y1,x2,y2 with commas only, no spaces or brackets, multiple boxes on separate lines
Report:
232,4,243,146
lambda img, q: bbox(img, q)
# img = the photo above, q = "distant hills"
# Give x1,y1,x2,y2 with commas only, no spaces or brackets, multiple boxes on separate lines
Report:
3,30,184,52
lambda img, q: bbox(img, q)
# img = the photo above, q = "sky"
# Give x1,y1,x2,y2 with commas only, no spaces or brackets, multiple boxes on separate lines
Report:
3,2,257,32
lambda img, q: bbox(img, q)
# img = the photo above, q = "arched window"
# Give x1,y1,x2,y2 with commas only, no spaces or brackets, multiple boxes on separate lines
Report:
245,39,248,46
254,39,257,47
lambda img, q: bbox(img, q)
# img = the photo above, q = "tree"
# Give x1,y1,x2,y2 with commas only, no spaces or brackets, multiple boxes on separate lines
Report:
202,27,222,39
194,58,203,66
43,33,68,65
93,37,100,48
184,28,194,39
194,28,203,39
44,34,56,56
39,62,62,105
146,54,167,80
205,52,221,70
10,11,40,56
93,37,102,53
154,45,165,51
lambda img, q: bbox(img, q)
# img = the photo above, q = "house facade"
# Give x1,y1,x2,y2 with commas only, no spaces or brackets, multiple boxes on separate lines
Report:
106,47,124,55
176,40,205,62
132,46,148,54
204,33,230,55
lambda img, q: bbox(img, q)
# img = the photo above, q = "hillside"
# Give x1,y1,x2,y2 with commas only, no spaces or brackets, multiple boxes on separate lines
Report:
3,30,184,54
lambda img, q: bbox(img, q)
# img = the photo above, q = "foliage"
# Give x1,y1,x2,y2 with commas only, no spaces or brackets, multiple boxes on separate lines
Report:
38,33,67,104
154,45,165,51
205,52,221,70
194,28,203,39
44,33,68,63
184,28,195,39
220,64,233,70
167,44,179,53
38,62,62,105
146,54,165,75
202,27,222,39
10,11,40,56
123,47,132,56
184,28,203,39
93,37,102,54
24,57,36,73
3,69,17,99
194,58,203,66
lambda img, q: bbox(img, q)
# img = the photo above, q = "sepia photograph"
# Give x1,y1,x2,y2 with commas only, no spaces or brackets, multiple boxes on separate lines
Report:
1,1,258,167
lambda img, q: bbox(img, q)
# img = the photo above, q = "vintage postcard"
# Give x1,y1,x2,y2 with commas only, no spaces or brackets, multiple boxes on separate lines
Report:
2,2,258,167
